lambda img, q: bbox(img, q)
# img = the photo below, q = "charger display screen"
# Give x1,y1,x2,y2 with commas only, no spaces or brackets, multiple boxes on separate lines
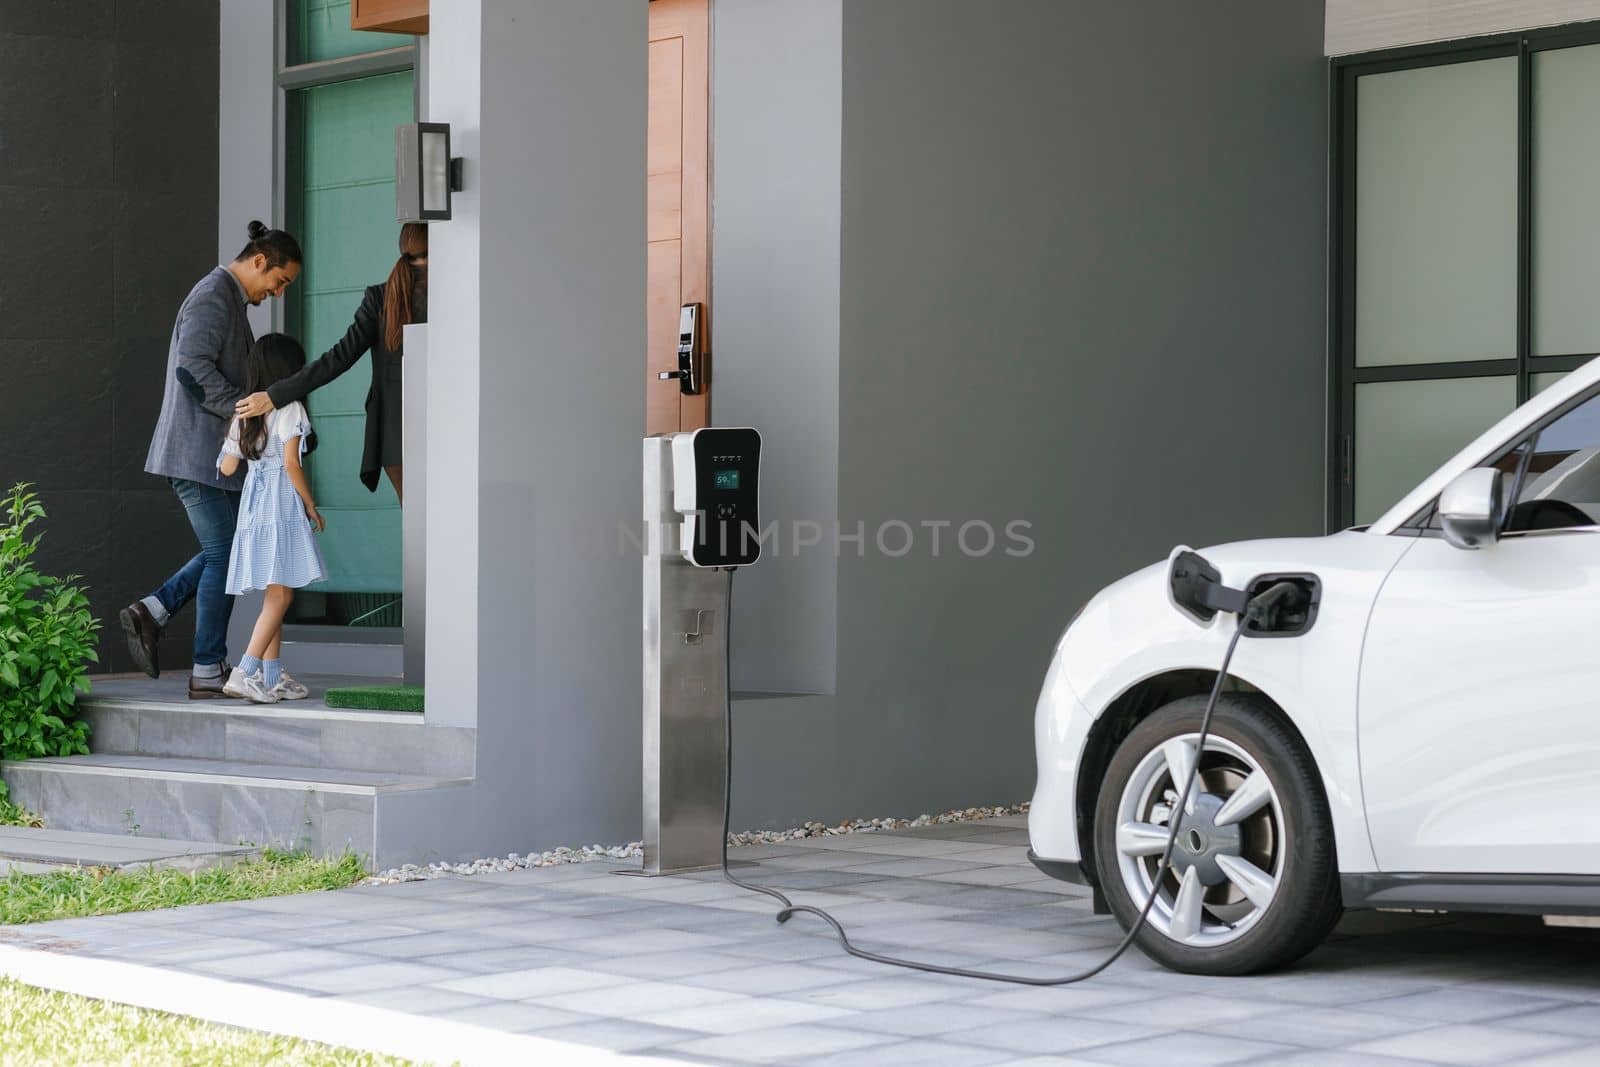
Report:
714,469,740,491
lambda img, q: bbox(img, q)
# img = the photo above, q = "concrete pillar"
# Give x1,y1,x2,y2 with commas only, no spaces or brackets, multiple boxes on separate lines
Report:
423,0,482,725
422,0,646,843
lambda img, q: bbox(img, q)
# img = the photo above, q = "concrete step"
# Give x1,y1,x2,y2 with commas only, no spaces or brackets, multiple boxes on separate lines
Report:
78,673,472,779
281,625,403,677
0,755,471,866
0,825,258,873
81,701,473,779
278,640,402,678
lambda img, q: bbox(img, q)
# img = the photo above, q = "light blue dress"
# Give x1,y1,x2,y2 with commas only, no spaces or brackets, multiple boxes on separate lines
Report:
220,403,328,594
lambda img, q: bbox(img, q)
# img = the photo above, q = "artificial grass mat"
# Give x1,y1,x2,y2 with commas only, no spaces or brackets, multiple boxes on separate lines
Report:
323,685,424,712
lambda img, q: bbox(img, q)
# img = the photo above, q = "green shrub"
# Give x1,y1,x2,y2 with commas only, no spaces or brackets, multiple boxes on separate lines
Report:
0,484,96,762
0,780,42,828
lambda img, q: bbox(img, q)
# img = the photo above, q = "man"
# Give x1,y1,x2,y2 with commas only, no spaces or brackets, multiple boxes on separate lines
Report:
119,222,302,698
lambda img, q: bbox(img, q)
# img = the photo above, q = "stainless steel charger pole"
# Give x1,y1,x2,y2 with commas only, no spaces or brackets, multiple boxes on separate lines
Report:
635,437,735,875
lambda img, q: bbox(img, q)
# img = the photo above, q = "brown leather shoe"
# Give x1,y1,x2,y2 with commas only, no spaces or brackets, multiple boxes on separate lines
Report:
119,602,161,679
188,662,236,700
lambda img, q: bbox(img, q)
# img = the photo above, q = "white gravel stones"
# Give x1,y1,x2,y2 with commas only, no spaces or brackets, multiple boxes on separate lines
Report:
365,801,1030,885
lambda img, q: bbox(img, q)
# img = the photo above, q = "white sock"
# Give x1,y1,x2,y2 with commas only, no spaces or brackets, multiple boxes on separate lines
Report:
191,662,222,679
141,595,170,627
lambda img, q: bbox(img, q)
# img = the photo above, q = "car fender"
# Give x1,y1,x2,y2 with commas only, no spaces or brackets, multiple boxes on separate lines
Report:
1045,530,1417,877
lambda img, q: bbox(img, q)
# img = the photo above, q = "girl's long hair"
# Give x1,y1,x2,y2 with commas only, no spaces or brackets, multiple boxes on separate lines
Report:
239,334,308,461
382,223,428,352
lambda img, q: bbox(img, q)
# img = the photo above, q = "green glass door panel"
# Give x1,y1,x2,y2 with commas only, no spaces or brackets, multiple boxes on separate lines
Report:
1533,371,1570,396
1355,58,1517,367
289,0,411,65
286,70,412,596
1354,376,1515,525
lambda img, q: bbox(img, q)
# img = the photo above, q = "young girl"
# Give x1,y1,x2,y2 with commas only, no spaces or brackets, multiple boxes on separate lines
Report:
218,333,328,704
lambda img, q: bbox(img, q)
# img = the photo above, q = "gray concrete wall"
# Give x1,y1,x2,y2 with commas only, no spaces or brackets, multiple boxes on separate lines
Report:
421,0,481,725
711,0,842,696
217,0,274,339
385,0,647,860
218,0,276,658
724,0,1330,830
1327,0,1600,55
395,0,1328,861
0,0,220,674
471,0,643,845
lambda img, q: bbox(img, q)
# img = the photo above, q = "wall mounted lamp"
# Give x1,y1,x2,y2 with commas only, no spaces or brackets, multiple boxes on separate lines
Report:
396,122,465,222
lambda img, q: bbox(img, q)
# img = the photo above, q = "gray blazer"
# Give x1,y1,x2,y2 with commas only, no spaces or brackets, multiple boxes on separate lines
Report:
143,267,253,490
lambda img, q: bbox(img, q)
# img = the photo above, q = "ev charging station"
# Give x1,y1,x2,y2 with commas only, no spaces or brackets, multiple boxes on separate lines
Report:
628,428,1317,983
637,427,762,875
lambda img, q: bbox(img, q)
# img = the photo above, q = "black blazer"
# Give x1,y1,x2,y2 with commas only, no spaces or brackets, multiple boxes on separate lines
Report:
269,284,403,493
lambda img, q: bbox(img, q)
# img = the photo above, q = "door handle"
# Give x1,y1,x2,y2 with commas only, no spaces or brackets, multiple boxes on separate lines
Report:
662,303,703,395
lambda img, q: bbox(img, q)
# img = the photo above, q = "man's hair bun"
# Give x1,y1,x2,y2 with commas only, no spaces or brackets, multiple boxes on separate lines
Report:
234,220,302,269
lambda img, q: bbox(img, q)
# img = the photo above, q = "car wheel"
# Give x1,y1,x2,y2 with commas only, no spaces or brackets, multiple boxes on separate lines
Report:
1092,693,1341,975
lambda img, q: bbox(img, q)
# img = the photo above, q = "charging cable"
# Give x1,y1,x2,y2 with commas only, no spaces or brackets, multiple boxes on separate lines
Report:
721,572,1280,986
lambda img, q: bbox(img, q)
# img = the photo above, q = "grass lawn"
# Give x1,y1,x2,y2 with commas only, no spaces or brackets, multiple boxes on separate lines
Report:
0,977,426,1066
1,850,366,926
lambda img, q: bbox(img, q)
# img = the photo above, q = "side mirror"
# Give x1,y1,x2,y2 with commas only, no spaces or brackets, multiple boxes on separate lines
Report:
1438,467,1504,550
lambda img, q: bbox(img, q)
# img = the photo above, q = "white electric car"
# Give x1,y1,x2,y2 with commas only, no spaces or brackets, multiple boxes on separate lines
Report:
1029,358,1600,975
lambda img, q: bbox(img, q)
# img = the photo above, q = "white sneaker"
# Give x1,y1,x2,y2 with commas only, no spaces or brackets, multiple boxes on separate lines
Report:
271,671,310,701
222,667,279,704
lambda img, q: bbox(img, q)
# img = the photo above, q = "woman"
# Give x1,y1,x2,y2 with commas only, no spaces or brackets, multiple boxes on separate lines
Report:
235,223,427,502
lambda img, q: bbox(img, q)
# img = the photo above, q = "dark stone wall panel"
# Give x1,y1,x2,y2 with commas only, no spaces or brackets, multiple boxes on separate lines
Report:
115,0,219,46
112,41,219,193
0,1,116,41
0,339,115,492
1,186,118,340
0,33,114,188
3,3,220,678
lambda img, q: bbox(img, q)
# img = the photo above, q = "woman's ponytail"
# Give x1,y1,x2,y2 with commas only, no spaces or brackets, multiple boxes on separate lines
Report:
383,223,428,352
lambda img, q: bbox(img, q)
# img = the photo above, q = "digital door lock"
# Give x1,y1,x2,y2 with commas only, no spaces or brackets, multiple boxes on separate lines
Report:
659,303,703,396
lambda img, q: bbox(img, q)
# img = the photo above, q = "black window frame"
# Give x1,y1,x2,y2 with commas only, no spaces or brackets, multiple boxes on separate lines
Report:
1329,20,1600,532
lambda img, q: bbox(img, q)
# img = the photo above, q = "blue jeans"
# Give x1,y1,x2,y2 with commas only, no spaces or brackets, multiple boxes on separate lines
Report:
151,478,241,667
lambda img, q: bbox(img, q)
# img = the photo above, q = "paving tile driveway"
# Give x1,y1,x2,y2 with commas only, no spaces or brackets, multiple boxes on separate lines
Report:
9,815,1600,1065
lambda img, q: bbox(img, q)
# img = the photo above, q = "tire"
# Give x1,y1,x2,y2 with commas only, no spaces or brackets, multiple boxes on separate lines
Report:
1091,693,1342,975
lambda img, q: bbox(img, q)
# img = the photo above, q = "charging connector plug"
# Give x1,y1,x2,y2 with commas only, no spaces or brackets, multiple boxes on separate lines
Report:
1245,580,1305,631
1170,551,1248,621
1171,552,1319,637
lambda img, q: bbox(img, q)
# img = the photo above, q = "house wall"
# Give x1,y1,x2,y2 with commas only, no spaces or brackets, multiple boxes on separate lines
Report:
711,0,843,696
218,0,275,337
0,0,220,674
382,0,648,861
1327,0,1600,55
419,0,480,725
721,0,1330,830
388,0,1329,861
217,0,276,658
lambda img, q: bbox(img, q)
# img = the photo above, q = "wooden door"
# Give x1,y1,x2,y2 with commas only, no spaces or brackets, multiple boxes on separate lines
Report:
648,0,711,434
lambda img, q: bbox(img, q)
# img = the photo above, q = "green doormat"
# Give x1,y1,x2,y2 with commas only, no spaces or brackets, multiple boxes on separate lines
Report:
323,685,424,712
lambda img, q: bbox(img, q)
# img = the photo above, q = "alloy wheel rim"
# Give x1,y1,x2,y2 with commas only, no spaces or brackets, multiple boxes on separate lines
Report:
1114,732,1284,948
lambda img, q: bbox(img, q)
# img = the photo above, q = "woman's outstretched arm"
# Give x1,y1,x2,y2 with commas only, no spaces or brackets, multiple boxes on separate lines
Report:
239,288,382,415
